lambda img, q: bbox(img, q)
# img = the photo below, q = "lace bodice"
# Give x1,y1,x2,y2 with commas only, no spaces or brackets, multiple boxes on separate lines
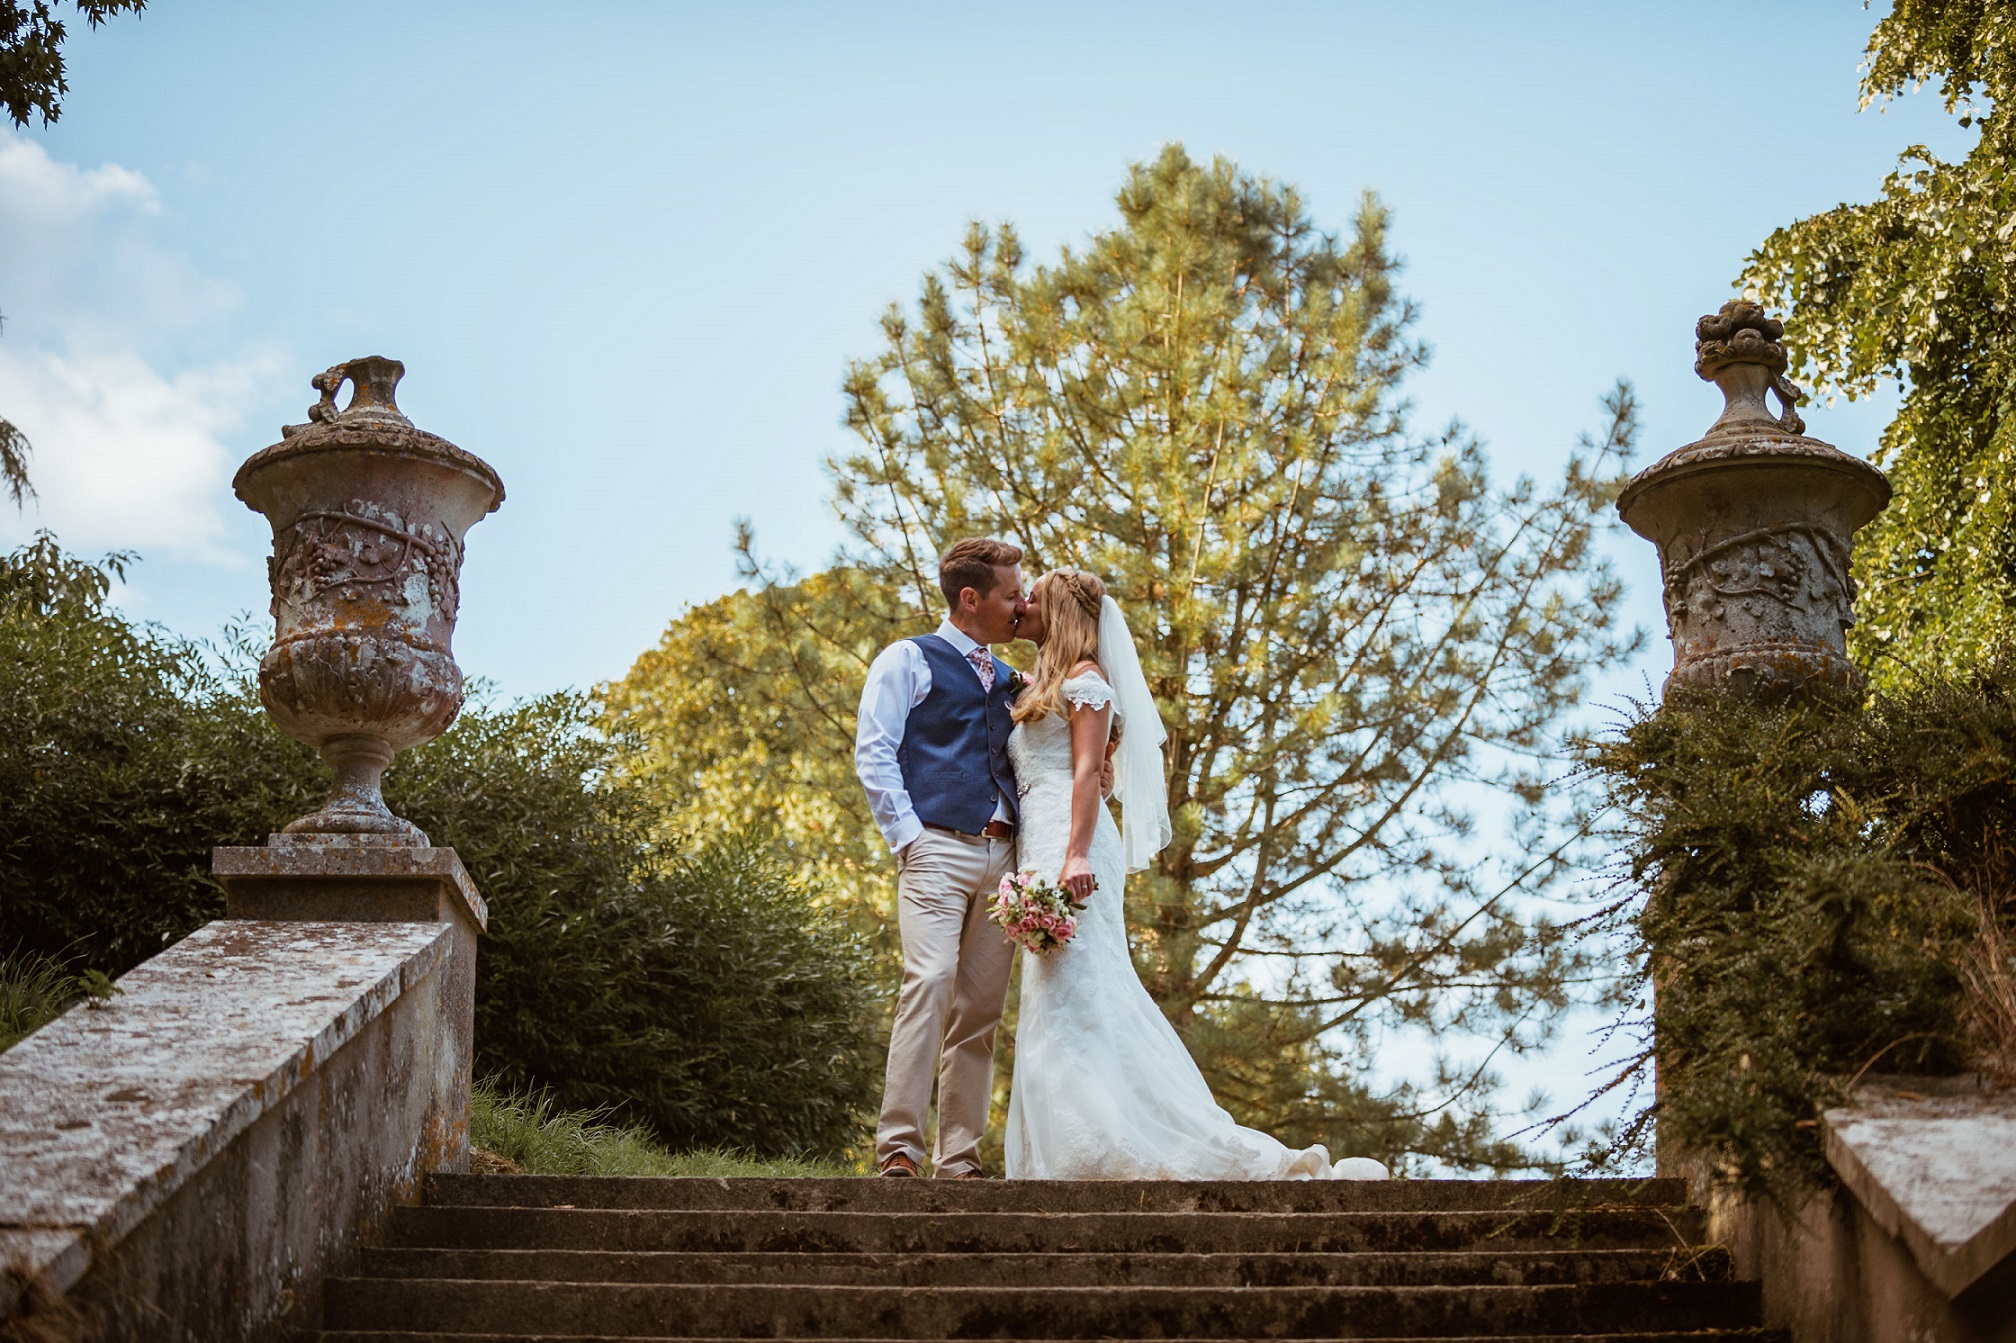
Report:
1007,671,1117,799
1008,671,1122,898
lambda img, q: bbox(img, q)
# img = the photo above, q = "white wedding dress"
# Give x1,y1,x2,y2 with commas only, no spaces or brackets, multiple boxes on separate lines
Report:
1003,670,1387,1181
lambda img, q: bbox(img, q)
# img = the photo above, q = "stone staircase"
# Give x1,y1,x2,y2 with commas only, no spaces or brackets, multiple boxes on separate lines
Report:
315,1174,1783,1341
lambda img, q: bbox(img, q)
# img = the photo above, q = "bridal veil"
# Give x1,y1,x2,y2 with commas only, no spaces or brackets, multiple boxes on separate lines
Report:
1097,596,1172,872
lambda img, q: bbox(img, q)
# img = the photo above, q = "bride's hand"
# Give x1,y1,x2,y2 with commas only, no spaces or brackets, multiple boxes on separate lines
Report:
1059,854,1097,900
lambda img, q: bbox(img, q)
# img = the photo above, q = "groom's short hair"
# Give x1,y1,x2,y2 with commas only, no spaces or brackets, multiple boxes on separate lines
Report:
939,538,1024,608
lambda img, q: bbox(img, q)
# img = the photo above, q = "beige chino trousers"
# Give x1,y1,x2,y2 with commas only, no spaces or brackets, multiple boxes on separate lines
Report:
877,828,1016,1176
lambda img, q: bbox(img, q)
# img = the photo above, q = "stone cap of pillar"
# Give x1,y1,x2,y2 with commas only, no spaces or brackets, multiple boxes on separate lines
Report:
212,837,487,937
1615,301,1893,699
1825,1074,2016,1300
1617,301,1889,529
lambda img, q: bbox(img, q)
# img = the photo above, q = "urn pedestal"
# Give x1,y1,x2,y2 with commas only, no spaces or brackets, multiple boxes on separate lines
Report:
232,357,504,842
1618,302,1891,701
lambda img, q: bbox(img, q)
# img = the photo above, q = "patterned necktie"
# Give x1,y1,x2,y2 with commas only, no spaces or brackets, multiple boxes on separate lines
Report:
966,647,996,692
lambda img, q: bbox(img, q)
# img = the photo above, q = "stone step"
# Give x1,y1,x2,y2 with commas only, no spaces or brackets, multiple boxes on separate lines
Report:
424,1174,1687,1214
389,1206,1704,1255
318,1334,1790,1343
319,1280,1765,1339
358,1245,1734,1288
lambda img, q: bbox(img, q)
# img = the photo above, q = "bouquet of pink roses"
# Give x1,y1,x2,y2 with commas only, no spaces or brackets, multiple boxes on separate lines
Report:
988,870,1089,954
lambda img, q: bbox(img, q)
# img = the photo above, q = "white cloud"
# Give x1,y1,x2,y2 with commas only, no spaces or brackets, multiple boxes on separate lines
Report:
0,134,272,562
0,346,277,560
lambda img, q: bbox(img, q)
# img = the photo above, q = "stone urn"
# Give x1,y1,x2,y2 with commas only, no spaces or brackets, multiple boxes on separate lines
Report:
1617,302,1891,700
234,357,504,843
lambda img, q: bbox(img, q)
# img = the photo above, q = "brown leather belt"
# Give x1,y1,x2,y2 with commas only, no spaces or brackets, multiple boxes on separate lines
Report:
927,820,1017,841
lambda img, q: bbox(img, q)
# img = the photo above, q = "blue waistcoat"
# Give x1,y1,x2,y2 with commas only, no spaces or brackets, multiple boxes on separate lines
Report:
899,635,1020,834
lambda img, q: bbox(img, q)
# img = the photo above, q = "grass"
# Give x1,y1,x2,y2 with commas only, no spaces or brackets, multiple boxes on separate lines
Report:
0,948,83,1054
470,1078,861,1178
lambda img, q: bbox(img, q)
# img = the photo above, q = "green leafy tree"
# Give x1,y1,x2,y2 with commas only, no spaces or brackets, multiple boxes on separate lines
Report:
1,0,144,127
613,145,1640,1170
602,562,902,946
3,306,34,510
4,0,148,504
1740,0,2016,689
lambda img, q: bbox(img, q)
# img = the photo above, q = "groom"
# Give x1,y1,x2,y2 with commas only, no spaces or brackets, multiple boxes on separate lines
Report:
854,537,1028,1178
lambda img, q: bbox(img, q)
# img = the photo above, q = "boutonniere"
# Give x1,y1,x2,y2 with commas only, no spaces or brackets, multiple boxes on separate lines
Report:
1003,667,1027,697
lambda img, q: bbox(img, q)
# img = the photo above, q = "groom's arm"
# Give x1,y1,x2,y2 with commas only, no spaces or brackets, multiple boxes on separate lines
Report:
855,641,930,854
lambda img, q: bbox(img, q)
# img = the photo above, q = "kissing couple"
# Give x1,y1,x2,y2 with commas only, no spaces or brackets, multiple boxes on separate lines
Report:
854,538,1390,1181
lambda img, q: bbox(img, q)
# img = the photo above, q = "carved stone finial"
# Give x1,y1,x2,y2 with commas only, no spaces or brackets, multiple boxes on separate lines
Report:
1616,303,1890,702
1695,300,1805,435
1694,300,1785,375
307,356,411,427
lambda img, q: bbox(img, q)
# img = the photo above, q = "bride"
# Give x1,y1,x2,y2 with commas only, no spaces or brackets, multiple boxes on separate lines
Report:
1004,568,1390,1181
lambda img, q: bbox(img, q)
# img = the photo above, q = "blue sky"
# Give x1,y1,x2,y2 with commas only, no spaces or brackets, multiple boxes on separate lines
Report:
2,1,1971,697
0,2,1977,1150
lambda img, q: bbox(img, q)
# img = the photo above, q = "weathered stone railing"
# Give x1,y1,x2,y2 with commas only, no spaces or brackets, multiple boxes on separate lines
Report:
1704,1076,2016,1342
0,913,478,1333
0,360,502,1340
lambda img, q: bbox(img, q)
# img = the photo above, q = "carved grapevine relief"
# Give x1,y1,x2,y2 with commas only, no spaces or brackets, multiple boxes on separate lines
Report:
1663,524,1853,634
268,498,462,627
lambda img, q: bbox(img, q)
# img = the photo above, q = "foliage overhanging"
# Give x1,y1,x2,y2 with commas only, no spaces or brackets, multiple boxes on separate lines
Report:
1739,0,2016,691
1579,673,2013,1199
0,0,146,127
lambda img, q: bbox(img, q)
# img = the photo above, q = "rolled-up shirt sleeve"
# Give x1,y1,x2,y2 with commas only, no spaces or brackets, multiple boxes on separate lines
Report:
855,641,930,853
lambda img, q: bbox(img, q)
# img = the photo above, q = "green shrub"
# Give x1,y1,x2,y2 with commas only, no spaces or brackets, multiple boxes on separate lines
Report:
1584,670,2014,1196
0,535,322,971
0,536,881,1158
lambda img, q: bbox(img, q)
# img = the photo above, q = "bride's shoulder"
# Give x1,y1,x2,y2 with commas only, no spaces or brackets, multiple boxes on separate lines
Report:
1061,662,1115,712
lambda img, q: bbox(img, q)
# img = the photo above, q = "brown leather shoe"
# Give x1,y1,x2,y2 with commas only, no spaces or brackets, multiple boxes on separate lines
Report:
878,1153,920,1178
943,1167,988,1180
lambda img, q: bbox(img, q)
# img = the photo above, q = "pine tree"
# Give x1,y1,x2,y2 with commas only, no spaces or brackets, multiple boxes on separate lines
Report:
609,146,1639,1170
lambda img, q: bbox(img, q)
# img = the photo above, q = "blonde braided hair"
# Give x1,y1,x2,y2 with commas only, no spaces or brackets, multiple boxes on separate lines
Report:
1012,568,1111,726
